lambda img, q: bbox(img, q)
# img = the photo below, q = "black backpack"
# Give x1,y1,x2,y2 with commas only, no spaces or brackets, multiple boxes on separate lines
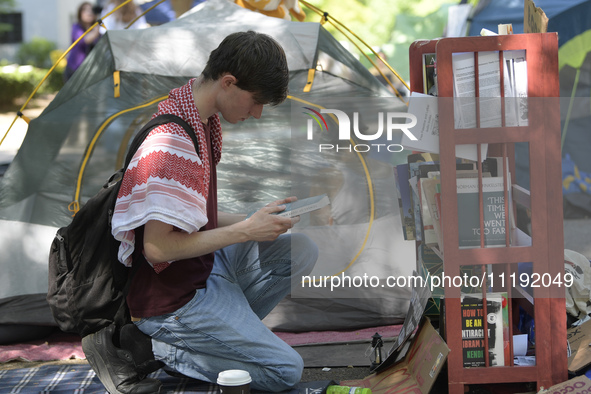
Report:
47,114,198,337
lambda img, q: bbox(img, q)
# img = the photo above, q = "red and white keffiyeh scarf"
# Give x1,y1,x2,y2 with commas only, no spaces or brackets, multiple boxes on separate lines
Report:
112,79,222,269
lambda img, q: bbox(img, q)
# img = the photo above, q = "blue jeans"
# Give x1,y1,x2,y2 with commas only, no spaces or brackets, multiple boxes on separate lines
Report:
134,233,318,392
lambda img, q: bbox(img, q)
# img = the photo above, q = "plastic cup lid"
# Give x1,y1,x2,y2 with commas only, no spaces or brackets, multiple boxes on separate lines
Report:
216,369,252,386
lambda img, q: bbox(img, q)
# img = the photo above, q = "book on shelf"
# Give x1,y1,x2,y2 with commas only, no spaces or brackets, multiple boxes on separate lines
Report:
403,91,488,162
418,162,476,180
452,51,502,129
393,164,415,240
418,164,478,252
422,53,438,96
420,177,441,250
419,164,475,250
461,292,509,368
457,175,513,248
403,154,508,252
503,50,528,127
451,50,528,130
408,153,439,242
415,184,441,254
428,169,493,251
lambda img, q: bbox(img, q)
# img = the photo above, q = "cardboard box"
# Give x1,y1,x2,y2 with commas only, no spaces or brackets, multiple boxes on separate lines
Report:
341,318,449,394
567,320,591,374
539,375,591,393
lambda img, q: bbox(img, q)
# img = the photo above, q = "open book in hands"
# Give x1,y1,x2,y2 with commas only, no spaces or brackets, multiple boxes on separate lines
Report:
247,194,330,219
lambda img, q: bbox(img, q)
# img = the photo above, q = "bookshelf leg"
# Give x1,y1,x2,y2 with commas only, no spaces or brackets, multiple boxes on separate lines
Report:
448,382,465,394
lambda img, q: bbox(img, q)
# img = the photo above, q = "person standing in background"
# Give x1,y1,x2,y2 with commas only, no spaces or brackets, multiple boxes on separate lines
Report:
64,2,101,81
100,0,149,32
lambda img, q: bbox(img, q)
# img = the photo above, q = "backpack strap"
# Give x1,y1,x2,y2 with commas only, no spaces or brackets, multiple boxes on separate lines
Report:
124,114,199,169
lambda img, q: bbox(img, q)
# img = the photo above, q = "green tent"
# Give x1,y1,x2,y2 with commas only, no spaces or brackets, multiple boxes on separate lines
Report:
0,0,415,341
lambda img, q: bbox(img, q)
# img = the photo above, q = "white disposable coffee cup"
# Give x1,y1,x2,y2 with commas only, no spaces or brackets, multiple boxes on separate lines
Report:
217,369,251,394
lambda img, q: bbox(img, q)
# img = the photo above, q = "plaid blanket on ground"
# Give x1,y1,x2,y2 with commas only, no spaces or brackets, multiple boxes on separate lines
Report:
0,364,334,393
0,365,217,393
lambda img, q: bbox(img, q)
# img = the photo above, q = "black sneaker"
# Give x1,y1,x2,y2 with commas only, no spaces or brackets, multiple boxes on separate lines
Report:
119,323,164,376
82,324,162,394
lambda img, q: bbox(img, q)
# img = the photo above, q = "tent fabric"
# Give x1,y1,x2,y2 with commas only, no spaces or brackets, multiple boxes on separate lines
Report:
0,0,413,334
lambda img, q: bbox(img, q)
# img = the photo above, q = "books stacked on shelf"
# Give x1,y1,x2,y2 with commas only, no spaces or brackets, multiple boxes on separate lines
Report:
418,162,477,252
460,292,510,368
406,49,529,151
393,164,414,240
408,48,528,150
407,153,439,243
393,153,513,254
408,34,565,389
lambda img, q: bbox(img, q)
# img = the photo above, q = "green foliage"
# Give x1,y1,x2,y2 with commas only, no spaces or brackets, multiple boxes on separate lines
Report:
303,0,395,47
0,65,63,107
0,66,36,106
302,0,456,82
0,23,11,34
0,0,15,13
0,36,65,107
45,66,65,92
16,37,57,69
303,0,451,48
0,0,16,35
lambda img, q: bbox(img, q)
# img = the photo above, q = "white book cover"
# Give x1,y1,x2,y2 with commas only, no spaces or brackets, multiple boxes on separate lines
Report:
275,194,330,218
403,92,488,161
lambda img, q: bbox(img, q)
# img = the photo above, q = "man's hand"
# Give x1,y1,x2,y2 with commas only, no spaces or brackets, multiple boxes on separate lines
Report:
143,197,301,264
243,197,300,242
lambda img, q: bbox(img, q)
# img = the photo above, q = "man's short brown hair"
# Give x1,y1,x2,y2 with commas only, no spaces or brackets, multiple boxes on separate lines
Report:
202,31,289,106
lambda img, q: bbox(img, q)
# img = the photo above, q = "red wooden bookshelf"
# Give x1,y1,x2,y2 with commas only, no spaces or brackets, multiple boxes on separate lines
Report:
409,33,566,392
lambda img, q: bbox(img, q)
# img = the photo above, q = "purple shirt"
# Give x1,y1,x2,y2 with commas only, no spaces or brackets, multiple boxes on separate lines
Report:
66,23,99,72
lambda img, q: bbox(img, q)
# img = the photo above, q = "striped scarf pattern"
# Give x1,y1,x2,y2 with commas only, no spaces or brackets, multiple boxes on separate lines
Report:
112,79,222,270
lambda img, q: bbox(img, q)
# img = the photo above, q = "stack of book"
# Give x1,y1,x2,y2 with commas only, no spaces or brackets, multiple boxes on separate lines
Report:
393,153,515,257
